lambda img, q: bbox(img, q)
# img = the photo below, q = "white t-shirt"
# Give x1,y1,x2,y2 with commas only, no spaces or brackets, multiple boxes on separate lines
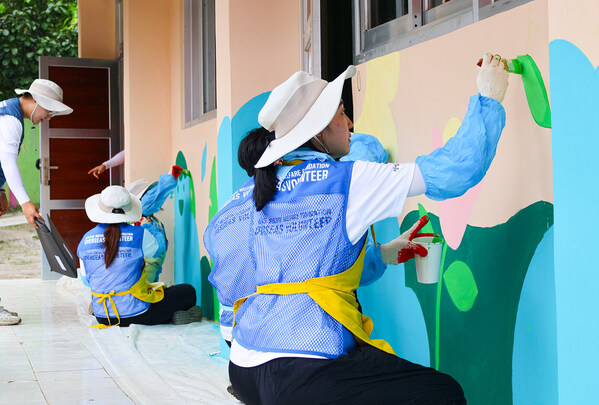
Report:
230,160,419,367
0,114,29,203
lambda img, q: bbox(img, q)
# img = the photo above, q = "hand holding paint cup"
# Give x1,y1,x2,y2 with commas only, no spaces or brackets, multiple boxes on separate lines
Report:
380,215,435,265
412,235,444,284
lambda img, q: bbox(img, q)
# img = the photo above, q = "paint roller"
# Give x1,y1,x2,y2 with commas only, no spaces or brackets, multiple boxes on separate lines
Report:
477,55,551,128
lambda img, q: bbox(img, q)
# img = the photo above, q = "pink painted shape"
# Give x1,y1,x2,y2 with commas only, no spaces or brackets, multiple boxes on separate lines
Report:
439,182,483,249
8,189,17,209
432,123,484,250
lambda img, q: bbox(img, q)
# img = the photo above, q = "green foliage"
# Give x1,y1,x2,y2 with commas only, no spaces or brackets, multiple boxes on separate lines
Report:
0,0,78,100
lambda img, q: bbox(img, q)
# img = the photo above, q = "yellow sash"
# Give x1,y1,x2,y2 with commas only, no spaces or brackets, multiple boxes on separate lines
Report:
90,269,165,329
234,242,396,356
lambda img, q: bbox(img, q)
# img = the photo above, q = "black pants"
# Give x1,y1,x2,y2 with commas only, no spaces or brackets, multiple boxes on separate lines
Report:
229,346,466,405
95,283,196,327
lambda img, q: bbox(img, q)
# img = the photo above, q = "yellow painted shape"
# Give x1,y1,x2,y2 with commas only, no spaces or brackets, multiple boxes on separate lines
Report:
354,52,400,162
442,117,462,145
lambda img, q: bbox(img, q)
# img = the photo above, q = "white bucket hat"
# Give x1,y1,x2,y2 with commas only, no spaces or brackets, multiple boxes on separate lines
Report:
254,65,356,168
126,179,153,200
85,186,142,224
14,79,73,116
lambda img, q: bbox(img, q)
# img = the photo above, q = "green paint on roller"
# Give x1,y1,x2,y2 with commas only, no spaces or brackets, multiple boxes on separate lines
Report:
510,55,551,128
477,54,551,128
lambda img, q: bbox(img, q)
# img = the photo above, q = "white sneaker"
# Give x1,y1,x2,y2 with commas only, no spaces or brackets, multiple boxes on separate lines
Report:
0,306,21,326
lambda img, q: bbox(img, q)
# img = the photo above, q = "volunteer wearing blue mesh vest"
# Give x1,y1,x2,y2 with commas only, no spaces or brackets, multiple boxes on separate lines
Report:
205,53,508,404
0,79,73,327
78,185,201,328
0,79,73,226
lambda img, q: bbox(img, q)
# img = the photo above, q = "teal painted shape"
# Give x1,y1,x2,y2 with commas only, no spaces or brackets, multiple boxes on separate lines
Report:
357,217,431,367
201,144,207,182
550,39,599,404
216,117,232,209
512,226,557,405
217,92,270,208
173,151,202,306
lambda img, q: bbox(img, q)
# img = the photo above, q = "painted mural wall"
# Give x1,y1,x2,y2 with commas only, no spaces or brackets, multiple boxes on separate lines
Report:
548,1,599,403
352,2,554,404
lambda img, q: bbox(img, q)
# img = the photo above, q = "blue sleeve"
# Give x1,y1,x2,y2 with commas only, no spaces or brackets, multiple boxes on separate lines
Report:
415,94,506,201
142,222,166,258
140,173,177,217
359,233,387,286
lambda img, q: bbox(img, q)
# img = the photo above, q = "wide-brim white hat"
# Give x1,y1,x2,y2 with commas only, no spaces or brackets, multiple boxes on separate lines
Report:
255,65,356,168
85,186,142,224
15,79,73,116
126,179,153,200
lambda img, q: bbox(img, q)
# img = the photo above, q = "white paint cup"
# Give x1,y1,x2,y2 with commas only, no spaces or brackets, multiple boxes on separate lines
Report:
412,236,444,284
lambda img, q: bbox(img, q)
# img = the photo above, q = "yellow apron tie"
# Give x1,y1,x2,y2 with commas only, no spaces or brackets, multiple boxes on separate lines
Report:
282,159,304,166
90,269,165,329
234,241,396,356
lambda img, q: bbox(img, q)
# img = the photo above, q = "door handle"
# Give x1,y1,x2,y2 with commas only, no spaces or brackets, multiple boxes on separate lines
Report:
41,158,57,186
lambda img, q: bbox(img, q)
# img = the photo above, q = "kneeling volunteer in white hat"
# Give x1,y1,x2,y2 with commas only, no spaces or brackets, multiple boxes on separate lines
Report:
204,53,508,404
78,185,201,328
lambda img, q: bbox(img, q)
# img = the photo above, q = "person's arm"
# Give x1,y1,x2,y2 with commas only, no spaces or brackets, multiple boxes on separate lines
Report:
415,53,508,201
88,150,125,179
0,151,42,227
103,150,125,169
141,228,160,259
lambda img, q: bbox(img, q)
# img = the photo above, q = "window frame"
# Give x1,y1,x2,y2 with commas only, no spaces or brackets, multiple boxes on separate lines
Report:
353,0,534,65
183,0,216,128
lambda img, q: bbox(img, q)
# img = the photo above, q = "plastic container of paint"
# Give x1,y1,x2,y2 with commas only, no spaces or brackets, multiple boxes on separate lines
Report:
412,235,444,284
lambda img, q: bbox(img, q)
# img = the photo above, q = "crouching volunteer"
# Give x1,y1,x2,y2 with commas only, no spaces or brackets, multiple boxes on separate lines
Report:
78,185,200,328
210,127,426,347
205,52,508,404
126,165,183,284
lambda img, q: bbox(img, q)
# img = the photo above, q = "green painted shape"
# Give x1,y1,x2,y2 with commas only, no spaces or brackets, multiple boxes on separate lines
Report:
443,260,478,312
208,157,219,321
516,54,552,128
402,201,553,405
417,203,435,234
200,255,215,321
175,151,188,169
208,157,218,222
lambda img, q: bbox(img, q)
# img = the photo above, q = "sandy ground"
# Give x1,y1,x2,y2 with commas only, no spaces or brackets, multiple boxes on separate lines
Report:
0,210,41,279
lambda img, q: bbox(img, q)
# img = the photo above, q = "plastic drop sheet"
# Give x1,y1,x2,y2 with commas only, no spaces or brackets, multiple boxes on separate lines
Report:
58,275,240,404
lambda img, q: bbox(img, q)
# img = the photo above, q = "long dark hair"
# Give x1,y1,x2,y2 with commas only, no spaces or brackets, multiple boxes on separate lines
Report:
238,127,278,211
103,224,121,267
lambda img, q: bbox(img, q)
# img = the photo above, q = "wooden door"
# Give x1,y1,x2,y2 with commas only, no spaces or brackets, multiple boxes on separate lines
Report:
39,57,121,280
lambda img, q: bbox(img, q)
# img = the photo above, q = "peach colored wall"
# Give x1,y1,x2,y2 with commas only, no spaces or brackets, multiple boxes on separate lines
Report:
123,0,176,283
353,0,552,230
548,0,599,65
78,0,116,59
228,0,301,115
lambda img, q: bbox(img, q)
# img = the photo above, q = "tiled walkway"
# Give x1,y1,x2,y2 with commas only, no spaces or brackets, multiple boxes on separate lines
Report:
0,279,135,404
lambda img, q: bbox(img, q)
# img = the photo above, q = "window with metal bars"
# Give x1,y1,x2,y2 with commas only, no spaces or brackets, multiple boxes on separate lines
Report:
353,0,533,64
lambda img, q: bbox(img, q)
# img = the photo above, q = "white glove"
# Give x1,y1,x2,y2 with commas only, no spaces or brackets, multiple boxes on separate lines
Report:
476,53,509,103
379,215,431,265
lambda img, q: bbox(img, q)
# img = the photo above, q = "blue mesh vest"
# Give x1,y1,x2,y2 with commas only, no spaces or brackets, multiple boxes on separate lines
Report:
205,179,257,330
77,223,148,318
0,98,25,186
212,160,364,358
